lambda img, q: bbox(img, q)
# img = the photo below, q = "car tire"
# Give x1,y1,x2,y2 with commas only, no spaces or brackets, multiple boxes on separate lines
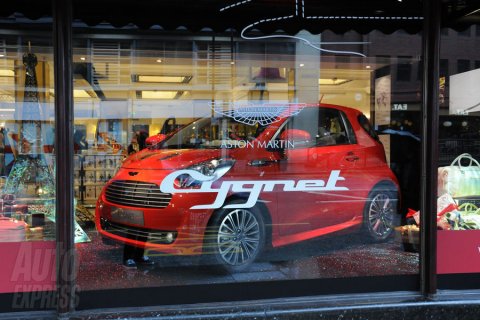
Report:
363,186,399,242
204,201,266,272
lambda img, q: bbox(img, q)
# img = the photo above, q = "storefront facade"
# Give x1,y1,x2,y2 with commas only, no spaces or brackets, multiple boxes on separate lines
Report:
0,0,480,318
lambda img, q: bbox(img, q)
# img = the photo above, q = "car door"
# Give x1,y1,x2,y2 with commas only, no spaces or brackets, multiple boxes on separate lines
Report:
276,107,364,238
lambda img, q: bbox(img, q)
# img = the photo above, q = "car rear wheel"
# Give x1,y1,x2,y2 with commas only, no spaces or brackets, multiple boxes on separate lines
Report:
364,187,398,242
205,203,265,272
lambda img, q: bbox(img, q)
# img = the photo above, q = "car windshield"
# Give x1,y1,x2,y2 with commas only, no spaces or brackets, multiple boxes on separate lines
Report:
157,117,267,149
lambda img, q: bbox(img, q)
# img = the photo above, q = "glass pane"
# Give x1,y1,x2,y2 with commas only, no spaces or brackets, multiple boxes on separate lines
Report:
74,27,421,294
438,25,480,278
0,26,56,309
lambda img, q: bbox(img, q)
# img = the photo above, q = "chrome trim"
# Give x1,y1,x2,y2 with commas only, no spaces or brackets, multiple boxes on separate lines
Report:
105,180,172,209
101,218,177,244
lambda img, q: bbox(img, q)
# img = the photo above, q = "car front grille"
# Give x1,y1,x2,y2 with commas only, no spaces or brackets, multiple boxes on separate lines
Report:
105,180,172,209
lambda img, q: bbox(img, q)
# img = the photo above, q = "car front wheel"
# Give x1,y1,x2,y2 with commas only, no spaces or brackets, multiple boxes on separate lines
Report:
205,203,265,272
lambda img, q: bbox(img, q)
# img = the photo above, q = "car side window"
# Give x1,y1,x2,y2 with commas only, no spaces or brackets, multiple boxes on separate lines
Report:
316,109,348,146
276,107,355,149
357,114,378,141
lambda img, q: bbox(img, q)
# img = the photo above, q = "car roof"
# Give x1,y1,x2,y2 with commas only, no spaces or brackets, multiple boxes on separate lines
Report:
302,103,363,117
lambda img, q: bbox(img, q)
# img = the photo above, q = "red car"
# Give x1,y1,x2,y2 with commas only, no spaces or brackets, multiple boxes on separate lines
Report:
96,104,400,271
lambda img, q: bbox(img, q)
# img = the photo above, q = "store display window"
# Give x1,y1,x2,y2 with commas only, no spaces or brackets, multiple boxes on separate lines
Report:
4,0,480,315
437,26,480,287
1,0,449,312
70,27,423,302
0,35,57,309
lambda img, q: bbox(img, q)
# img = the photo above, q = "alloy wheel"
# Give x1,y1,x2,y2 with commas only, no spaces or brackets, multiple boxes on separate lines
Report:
217,209,261,266
367,193,395,239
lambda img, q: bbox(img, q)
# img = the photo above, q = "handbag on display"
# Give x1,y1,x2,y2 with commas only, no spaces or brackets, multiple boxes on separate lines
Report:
438,153,480,198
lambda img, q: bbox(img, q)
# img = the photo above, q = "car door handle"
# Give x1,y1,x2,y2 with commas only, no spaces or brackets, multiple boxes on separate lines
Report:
248,159,278,167
345,153,359,162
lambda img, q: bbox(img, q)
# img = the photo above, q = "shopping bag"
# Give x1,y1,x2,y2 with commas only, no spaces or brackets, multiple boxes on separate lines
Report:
438,153,480,198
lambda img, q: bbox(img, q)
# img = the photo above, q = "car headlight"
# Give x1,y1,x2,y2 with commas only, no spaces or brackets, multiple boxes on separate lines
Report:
175,158,235,188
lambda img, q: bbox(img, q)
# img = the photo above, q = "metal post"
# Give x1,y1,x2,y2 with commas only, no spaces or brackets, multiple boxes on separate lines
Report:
420,0,440,297
52,0,75,315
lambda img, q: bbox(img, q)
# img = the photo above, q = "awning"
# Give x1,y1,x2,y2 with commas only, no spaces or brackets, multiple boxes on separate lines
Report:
70,0,424,34
0,0,479,34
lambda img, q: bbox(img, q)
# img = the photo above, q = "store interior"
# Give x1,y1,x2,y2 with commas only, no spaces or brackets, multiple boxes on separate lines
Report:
0,30,425,291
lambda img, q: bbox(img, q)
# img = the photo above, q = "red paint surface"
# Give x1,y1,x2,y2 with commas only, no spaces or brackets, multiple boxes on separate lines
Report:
97,104,400,254
438,230,480,274
0,241,56,293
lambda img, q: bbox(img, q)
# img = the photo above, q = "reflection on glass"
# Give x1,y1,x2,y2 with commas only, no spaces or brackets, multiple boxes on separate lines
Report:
0,37,57,299
159,117,266,149
437,28,480,275
73,29,421,291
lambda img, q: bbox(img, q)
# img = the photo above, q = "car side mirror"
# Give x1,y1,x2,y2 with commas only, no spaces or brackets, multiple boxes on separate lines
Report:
266,144,286,155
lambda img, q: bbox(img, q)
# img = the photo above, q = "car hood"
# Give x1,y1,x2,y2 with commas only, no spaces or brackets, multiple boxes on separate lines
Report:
121,148,225,170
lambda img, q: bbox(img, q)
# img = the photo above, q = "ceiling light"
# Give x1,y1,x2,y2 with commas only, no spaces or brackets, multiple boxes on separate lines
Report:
139,90,184,99
0,54,5,57
365,65,371,69
0,69,14,77
230,61,235,65
299,63,305,67
80,57,86,61
50,89,95,98
0,109,15,112
74,90,95,98
156,59,163,63
318,78,351,86
132,75,192,83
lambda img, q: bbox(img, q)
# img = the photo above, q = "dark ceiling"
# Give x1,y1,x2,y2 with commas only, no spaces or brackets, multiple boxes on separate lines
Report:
0,0,479,33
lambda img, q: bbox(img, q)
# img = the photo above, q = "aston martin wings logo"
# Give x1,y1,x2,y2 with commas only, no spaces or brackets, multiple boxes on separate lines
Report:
211,102,306,126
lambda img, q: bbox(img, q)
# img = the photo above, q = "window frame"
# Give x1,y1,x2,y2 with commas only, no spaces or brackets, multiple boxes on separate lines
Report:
270,107,357,149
